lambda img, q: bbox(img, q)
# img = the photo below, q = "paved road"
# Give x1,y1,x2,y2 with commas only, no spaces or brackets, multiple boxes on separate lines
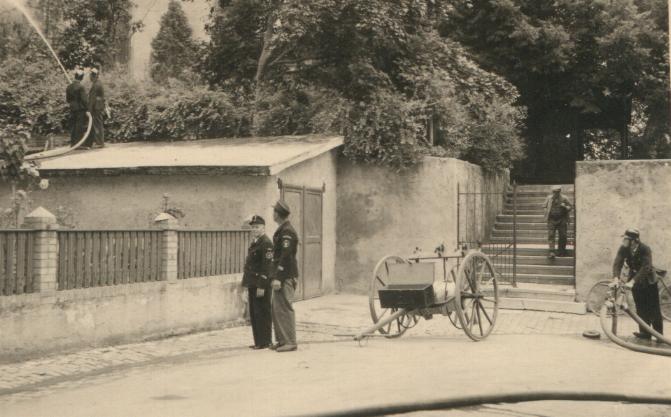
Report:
0,295,669,417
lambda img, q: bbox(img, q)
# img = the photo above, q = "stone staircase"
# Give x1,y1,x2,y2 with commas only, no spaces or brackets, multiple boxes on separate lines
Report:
486,184,585,314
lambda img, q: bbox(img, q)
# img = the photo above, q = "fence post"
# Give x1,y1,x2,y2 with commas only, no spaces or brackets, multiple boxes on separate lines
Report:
512,181,518,288
154,213,179,282
22,207,59,293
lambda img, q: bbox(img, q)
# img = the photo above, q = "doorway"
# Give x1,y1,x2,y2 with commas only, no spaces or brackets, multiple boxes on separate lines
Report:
280,182,324,300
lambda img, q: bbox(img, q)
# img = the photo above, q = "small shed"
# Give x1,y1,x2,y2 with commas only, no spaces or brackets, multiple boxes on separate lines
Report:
13,135,343,298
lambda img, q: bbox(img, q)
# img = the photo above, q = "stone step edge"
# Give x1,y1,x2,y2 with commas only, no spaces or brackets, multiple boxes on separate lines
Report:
497,298,586,315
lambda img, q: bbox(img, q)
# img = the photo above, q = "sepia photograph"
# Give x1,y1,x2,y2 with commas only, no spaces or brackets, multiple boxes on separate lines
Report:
0,0,670,416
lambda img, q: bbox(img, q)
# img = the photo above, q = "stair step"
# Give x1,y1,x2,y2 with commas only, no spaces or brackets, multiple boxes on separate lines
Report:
497,298,586,314
516,185,575,192
499,272,575,285
493,264,574,276
496,214,574,223
496,223,572,231
484,246,574,257
502,209,575,216
489,255,574,266
490,236,575,245
505,196,574,204
507,191,575,198
492,284,576,301
492,229,575,238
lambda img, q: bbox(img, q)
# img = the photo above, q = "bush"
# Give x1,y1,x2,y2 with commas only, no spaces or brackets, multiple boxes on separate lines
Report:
342,92,425,168
105,76,250,141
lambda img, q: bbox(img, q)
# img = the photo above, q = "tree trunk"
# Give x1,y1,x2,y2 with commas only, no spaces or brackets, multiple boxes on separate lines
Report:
250,12,277,133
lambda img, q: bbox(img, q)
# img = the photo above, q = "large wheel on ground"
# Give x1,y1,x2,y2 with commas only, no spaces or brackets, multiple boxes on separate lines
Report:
453,251,498,341
370,255,417,338
659,279,671,322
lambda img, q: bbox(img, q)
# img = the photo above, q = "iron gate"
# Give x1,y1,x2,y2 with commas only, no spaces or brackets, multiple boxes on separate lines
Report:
457,182,518,287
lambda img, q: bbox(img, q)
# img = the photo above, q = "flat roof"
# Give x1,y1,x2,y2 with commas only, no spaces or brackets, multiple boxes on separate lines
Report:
36,135,344,176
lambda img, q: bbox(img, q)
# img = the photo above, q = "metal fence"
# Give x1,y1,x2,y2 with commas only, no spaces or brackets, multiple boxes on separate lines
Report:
0,231,35,295
57,230,163,290
177,230,251,279
457,182,517,286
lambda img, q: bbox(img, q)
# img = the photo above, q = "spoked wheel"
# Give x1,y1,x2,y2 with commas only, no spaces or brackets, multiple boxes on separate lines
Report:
659,279,671,322
587,280,625,317
453,251,498,341
370,255,417,338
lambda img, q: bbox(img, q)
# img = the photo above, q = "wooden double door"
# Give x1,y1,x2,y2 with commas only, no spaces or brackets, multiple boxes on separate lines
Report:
280,183,323,300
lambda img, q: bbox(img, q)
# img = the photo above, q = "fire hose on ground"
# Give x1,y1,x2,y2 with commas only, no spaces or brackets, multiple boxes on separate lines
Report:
288,391,671,417
599,303,671,356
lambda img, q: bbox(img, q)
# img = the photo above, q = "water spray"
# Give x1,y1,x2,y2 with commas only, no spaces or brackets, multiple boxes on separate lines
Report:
2,0,93,160
4,0,70,82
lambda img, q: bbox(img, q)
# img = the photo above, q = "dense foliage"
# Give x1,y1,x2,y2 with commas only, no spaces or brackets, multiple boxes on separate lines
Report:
445,0,670,178
202,0,526,170
3,0,667,176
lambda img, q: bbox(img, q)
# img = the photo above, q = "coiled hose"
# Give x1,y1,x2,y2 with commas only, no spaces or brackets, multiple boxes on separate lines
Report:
599,304,671,356
24,112,93,161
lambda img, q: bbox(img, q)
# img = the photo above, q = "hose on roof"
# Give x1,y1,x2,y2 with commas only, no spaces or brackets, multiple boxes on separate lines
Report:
25,112,93,162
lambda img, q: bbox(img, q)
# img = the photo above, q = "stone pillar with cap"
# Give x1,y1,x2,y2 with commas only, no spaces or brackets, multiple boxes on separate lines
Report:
154,213,179,282
21,207,59,293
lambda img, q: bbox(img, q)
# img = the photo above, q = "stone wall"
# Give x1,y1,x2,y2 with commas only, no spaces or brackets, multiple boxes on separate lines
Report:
575,160,671,300
0,275,245,361
336,156,509,293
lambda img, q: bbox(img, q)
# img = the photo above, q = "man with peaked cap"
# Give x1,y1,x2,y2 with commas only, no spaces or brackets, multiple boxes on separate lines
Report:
270,200,299,352
65,69,89,147
242,215,274,349
87,67,106,148
612,228,663,340
543,185,573,259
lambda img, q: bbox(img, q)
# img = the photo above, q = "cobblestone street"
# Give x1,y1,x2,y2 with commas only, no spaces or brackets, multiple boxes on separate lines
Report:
0,294,662,416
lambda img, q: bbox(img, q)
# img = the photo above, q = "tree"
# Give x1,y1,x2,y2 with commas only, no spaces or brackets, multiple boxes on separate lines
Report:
446,0,669,180
150,0,197,82
57,0,139,69
202,0,525,170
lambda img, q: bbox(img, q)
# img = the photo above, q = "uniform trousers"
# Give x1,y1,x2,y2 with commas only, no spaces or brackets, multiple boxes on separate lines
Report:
547,217,568,254
248,287,272,347
70,111,88,146
86,110,105,146
272,280,296,346
632,281,664,337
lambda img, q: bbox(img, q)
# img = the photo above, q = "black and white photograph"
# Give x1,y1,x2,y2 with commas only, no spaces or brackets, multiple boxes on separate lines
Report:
0,0,670,416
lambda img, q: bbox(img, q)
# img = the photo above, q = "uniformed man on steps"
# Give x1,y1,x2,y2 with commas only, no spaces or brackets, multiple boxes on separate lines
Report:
543,185,573,259
242,215,273,349
270,200,299,353
612,228,664,340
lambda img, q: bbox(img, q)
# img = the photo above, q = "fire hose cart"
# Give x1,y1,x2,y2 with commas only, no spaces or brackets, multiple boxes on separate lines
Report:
348,248,499,342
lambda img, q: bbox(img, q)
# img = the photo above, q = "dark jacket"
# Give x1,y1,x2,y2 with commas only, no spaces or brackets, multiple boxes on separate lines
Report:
241,235,273,289
66,80,88,112
272,220,299,281
612,242,657,285
88,79,106,113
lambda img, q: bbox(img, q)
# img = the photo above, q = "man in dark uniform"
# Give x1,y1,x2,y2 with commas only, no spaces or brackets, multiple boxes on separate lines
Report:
65,69,89,147
612,228,664,340
242,215,274,349
543,185,573,259
87,68,106,148
270,200,299,353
